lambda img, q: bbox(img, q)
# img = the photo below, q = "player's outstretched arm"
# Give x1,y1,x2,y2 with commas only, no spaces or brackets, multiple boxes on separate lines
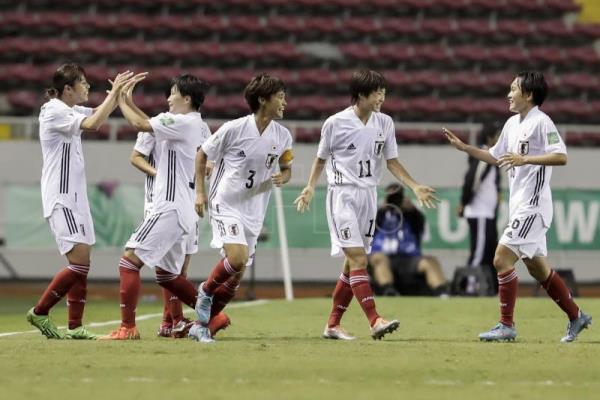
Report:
118,73,151,132
194,149,209,218
80,71,133,130
497,152,567,168
129,149,157,176
386,158,439,209
293,157,326,213
443,127,498,165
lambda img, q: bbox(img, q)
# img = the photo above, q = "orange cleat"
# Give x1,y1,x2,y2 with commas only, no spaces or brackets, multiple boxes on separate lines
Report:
99,325,141,340
208,312,231,337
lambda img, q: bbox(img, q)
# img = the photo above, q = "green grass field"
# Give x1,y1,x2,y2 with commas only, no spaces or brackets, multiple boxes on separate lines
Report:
1,296,598,400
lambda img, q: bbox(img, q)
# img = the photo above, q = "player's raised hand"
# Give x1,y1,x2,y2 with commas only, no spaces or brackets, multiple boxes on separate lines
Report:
442,127,467,151
293,186,314,213
195,192,207,218
412,185,439,209
497,152,525,169
107,71,133,95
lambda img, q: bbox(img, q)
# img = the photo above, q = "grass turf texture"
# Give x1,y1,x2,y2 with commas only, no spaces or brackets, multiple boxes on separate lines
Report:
1,297,599,400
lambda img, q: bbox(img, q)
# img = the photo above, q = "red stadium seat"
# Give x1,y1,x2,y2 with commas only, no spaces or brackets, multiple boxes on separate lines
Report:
7,90,39,114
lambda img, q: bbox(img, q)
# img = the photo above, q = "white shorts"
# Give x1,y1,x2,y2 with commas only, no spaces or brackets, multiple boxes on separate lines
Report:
125,210,188,274
142,206,198,255
210,214,257,267
326,186,377,257
499,213,548,259
47,206,95,255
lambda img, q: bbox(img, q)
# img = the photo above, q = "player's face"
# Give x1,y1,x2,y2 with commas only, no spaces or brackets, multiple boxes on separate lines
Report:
68,77,90,104
364,88,386,112
167,85,189,114
263,90,286,120
507,77,531,114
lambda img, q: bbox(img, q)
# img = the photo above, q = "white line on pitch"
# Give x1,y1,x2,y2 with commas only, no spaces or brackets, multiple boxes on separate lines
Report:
0,299,269,338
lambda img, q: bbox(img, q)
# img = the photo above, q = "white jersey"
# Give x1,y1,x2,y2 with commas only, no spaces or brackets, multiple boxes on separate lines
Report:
148,111,211,233
317,107,398,188
39,98,93,218
133,131,164,214
202,114,293,235
489,106,567,227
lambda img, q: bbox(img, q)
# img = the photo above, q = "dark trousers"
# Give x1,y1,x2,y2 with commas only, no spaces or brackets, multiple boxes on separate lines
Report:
467,217,498,294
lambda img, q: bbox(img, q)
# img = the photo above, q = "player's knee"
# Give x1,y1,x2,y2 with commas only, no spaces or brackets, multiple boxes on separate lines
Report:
349,255,368,270
227,255,247,271
493,255,509,272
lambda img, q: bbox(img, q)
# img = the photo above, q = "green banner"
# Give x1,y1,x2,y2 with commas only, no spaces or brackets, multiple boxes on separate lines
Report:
4,184,600,250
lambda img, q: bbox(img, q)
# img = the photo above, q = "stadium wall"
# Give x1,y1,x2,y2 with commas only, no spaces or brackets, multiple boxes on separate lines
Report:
1,141,599,283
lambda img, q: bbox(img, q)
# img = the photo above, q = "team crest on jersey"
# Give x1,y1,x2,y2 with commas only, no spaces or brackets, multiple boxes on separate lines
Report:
228,224,239,236
518,140,529,155
160,116,175,126
265,153,278,169
374,141,385,156
340,228,351,240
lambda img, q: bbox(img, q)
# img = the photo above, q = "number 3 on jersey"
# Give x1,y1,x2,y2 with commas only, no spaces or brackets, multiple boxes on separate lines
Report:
246,170,256,188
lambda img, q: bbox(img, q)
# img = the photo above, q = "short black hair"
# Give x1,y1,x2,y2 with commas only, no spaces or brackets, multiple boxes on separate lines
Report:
44,62,86,100
515,70,548,106
244,73,286,113
169,74,210,111
350,69,387,104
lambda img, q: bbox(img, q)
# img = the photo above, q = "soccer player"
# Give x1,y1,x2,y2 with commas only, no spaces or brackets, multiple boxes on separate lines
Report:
294,70,438,340
130,129,230,338
444,71,592,342
27,63,133,339
192,73,293,343
101,73,226,340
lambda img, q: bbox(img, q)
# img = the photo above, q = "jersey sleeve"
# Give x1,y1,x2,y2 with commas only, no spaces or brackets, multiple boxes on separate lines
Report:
280,130,294,167
133,132,155,156
47,105,88,138
488,121,509,159
316,118,333,160
382,115,398,160
201,122,229,160
541,118,567,155
73,105,93,117
149,112,188,141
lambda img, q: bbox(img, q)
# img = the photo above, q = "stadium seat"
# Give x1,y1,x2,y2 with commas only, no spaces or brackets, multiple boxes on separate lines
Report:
7,91,38,114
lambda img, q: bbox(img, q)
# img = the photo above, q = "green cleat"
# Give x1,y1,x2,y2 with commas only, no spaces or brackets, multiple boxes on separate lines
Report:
65,325,98,340
26,307,65,339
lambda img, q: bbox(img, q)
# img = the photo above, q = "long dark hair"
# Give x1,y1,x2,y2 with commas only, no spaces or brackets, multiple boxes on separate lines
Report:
44,63,87,101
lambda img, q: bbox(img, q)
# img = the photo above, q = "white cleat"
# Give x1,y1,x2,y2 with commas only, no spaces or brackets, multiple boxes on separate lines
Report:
188,324,215,344
370,317,400,340
322,325,356,340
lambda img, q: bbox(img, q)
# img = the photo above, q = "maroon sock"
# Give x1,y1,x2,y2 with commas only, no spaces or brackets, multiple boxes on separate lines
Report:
498,268,518,327
349,269,379,326
541,270,580,321
210,274,241,318
34,266,83,315
119,257,141,329
161,287,173,325
66,264,90,329
327,273,353,328
203,258,237,295
156,270,198,309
